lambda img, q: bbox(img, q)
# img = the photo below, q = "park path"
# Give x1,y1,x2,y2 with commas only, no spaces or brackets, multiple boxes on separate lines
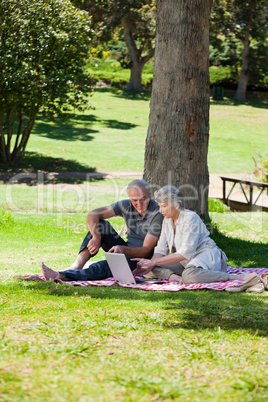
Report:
101,171,248,199
101,171,268,209
1,170,267,208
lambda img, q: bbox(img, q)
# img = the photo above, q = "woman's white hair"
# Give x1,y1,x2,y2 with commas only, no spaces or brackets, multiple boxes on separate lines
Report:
154,185,184,209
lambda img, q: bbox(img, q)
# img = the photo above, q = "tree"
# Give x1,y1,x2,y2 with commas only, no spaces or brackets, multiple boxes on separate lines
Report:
143,0,212,216
75,0,156,91
210,0,268,102
233,0,268,102
0,0,93,166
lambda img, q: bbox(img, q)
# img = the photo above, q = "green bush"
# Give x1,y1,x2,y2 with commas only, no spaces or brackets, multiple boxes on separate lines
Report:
209,66,237,86
0,208,14,227
208,198,228,213
87,57,153,88
253,154,268,183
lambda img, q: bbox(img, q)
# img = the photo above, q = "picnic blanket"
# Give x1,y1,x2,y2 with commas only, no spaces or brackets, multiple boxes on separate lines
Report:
20,267,268,292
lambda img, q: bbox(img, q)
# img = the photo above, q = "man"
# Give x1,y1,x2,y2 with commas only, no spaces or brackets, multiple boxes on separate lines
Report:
41,179,163,282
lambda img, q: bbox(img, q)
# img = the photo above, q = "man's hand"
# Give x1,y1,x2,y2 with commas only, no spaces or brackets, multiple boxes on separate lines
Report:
87,237,101,255
131,258,156,276
108,245,126,254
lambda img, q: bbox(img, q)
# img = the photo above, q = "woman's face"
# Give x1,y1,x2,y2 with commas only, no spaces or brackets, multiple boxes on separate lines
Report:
158,202,179,219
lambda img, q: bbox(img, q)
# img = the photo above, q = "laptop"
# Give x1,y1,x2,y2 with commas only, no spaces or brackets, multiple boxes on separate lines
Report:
104,252,165,285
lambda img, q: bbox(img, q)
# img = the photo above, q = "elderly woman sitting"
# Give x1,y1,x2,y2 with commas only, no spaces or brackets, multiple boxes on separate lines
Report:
133,185,262,292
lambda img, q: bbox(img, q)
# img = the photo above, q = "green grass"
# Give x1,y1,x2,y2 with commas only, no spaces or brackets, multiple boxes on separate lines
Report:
1,208,268,401
0,178,130,213
208,99,268,173
1,88,267,175
1,61,268,401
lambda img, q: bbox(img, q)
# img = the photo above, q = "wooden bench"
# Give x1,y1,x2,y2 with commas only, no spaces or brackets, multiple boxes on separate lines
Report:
219,175,268,211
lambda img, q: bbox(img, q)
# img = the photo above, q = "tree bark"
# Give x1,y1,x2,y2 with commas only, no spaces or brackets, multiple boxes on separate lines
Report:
123,15,155,92
143,0,212,216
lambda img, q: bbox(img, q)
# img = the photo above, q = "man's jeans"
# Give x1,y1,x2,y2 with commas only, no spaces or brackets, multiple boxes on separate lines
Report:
61,220,137,281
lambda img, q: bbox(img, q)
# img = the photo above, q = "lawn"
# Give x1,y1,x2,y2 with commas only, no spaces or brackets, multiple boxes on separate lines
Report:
1,201,268,400
3,88,267,175
1,66,268,401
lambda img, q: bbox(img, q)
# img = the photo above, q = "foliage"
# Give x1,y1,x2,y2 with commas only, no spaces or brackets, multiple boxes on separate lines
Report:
0,208,14,227
210,0,268,90
208,198,229,213
209,65,236,86
87,57,154,87
73,0,156,90
253,153,268,183
75,0,155,48
0,0,93,166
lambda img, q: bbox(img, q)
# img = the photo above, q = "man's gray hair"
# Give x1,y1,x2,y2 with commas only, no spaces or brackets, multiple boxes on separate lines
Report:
127,179,151,197
154,185,184,209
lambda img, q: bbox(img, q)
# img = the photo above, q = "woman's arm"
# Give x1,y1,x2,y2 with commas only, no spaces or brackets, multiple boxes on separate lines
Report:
132,252,186,275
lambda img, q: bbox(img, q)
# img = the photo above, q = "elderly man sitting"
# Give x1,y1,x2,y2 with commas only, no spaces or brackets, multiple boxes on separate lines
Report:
41,179,163,282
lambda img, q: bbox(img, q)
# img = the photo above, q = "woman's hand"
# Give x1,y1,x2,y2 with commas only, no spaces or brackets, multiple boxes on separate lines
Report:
131,258,156,276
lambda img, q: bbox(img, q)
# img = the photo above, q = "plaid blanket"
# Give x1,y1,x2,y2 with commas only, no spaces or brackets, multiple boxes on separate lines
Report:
21,267,268,292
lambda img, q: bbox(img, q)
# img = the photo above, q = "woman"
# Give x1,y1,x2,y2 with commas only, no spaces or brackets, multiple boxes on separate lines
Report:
133,185,262,292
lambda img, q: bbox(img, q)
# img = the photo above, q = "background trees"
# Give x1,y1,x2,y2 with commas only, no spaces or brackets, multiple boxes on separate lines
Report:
143,0,212,216
74,0,156,91
0,0,93,166
78,0,267,97
210,0,268,101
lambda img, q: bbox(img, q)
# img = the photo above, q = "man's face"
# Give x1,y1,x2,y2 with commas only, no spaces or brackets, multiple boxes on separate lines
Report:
128,186,150,216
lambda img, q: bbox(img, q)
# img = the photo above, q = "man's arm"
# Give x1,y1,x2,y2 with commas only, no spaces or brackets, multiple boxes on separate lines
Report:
109,233,159,258
86,206,116,254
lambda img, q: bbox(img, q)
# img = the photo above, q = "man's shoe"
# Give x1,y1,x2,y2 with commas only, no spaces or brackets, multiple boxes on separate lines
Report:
245,282,265,293
226,275,261,293
260,274,268,290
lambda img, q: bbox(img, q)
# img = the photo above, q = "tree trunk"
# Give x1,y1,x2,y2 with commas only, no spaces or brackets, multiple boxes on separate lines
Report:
123,15,155,92
234,1,256,102
127,61,144,92
0,114,36,166
233,33,250,102
143,0,212,216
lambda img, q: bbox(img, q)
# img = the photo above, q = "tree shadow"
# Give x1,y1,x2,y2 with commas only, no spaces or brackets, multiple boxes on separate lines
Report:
210,225,267,268
14,217,268,335
18,280,268,336
73,114,138,130
163,290,268,336
0,152,96,183
32,113,138,141
32,116,97,142
93,87,152,101
210,98,268,109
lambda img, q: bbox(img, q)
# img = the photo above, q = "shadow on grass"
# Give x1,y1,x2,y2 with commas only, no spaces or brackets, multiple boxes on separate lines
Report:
210,225,268,268
94,88,268,107
163,291,268,336
11,213,268,335
93,87,152,102
17,227,268,336
0,151,96,182
32,113,138,141
19,280,268,336
19,152,95,172
210,98,268,109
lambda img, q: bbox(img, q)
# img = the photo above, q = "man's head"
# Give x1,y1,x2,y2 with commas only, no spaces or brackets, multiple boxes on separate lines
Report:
127,180,151,216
